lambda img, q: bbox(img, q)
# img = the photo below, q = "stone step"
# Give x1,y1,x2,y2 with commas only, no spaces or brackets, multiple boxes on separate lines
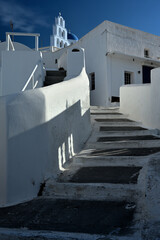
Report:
45,75,64,82
81,147,160,157
44,165,143,202
0,198,136,236
94,118,134,122
85,139,160,149
44,181,138,202
92,121,142,126
92,114,128,119
92,128,158,136
91,112,122,115
97,135,160,142
46,70,66,77
100,126,146,131
0,227,141,240
69,166,141,184
73,154,147,167
90,106,119,111
44,76,64,86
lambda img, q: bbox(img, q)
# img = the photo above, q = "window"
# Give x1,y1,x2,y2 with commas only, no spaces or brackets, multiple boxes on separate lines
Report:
59,28,61,37
89,72,95,90
142,65,154,84
72,49,80,52
60,41,64,48
144,49,149,58
57,39,59,47
124,72,131,85
111,96,120,102
62,30,65,39
60,18,63,27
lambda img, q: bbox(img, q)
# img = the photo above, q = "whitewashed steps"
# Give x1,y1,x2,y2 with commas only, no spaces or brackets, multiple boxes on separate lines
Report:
44,181,139,202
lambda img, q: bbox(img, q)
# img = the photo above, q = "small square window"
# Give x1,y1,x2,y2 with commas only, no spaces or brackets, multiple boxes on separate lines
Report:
144,49,149,58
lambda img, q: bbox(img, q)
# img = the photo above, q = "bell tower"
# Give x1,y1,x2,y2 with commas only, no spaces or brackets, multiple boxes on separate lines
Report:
50,13,69,49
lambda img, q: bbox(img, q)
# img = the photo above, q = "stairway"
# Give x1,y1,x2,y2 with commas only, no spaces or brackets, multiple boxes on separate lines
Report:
1,106,160,239
42,106,160,238
43,69,66,86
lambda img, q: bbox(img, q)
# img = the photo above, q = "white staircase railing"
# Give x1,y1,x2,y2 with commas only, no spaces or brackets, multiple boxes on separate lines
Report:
22,63,40,91
6,32,40,51
7,35,15,51
38,46,59,52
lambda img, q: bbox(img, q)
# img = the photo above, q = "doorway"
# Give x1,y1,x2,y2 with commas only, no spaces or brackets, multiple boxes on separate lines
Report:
142,66,154,84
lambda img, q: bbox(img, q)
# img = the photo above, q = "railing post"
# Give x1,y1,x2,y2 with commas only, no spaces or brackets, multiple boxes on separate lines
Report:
35,36,39,51
32,75,34,89
6,34,9,51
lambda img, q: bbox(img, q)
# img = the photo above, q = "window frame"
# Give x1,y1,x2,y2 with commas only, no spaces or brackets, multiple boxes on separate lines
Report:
144,49,149,58
124,71,132,85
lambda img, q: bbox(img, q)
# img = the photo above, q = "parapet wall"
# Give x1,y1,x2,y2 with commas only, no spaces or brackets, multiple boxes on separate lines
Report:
120,68,160,130
0,48,91,207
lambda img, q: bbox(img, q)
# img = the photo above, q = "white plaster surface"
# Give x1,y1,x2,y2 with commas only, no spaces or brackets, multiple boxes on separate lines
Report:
108,54,142,97
58,50,67,70
0,50,44,96
42,46,69,70
42,51,59,70
58,20,160,107
120,68,160,130
0,47,90,206
0,41,32,53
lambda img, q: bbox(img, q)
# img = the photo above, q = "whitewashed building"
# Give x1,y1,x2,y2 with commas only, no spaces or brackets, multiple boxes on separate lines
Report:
50,13,78,49
66,21,160,106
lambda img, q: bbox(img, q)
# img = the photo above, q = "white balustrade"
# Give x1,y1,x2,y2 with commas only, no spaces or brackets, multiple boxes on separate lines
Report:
6,32,40,51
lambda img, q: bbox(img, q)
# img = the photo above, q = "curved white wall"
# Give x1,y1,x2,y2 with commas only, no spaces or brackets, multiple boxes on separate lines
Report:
0,41,33,53
0,48,91,207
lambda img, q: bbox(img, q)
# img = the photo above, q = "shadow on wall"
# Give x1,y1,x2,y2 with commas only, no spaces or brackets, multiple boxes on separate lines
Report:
6,99,90,206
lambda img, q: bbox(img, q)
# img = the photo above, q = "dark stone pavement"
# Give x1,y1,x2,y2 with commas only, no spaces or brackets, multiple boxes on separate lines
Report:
0,198,135,235
90,147,160,156
70,166,141,184
100,126,146,131
98,135,160,142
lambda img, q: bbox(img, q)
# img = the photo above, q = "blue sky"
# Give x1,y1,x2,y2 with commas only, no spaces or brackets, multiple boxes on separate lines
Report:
0,0,160,48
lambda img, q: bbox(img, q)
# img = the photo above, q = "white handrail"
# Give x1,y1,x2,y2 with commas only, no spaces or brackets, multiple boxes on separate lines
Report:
22,64,38,91
7,35,15,51
6,32,40,51
38,46,59,52
6,32,40,37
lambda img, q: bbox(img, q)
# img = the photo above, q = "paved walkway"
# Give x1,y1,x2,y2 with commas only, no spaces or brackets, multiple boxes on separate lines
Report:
1,106,160,239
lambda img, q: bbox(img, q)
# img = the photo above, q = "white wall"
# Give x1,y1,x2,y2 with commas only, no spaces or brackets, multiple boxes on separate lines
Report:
66,48,85,79
0,48,91,207
0,41,32,53
66,20,160,107
42,48,67,70
72,22,108,106
42,51,59,70
1,51,44,96
58,48,85,79
108,55,142,98
58,50,67,70
120,68,160,130
106,21,160,59
120,84,151,126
